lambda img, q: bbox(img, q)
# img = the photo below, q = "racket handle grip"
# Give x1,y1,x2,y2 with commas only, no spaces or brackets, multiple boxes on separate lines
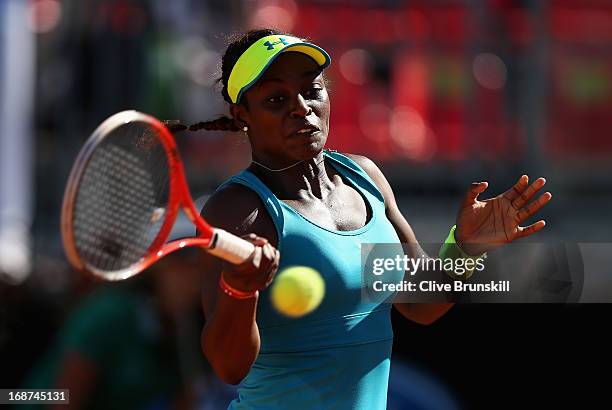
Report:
208,229,256,264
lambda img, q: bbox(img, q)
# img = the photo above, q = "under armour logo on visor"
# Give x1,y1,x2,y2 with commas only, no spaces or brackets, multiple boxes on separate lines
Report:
263,38,289,50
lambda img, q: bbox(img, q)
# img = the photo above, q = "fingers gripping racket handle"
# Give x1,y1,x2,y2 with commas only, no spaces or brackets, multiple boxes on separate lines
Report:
207,229,256,264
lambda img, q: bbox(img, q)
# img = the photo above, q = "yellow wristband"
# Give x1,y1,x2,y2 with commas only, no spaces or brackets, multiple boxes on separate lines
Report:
438,225,486,280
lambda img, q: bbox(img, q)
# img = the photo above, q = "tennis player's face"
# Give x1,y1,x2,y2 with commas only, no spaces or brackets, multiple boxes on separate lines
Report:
237,52,330,162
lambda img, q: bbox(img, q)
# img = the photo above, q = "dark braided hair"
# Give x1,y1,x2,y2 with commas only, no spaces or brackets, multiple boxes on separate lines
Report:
180,28,289,133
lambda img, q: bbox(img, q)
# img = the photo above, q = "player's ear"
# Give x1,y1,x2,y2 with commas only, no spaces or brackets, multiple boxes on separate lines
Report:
229,103,249,131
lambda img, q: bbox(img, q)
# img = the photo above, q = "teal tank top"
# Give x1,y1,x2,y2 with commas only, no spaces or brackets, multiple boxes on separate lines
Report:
218,151,403,409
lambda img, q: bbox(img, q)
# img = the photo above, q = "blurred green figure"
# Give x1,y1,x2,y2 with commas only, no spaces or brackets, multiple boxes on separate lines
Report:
22,251,203,410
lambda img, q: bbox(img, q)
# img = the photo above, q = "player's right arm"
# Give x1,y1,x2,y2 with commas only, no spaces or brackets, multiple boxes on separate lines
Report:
198,184,279,385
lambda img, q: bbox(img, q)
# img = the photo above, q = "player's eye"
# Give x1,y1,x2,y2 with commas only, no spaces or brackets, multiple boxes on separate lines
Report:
304,87,323,99
266,95,286,104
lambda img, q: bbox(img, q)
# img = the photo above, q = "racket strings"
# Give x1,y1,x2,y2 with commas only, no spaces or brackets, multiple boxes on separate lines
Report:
72,123,170,272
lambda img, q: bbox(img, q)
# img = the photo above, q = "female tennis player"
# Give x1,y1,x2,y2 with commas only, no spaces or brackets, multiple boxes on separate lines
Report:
195,29,551,409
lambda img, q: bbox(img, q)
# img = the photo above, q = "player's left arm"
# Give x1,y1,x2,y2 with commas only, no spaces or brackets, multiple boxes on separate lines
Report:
345,153,453,325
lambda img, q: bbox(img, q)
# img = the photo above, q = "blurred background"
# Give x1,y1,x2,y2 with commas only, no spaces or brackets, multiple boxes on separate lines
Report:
1,0,611,408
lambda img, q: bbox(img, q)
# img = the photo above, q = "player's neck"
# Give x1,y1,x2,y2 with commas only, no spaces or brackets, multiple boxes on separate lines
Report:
250,151,334,200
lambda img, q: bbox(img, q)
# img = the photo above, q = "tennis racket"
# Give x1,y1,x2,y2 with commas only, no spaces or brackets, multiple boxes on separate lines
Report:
61,110,255,281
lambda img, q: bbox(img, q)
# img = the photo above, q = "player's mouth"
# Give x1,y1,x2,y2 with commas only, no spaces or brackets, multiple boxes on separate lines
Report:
289,125,321,138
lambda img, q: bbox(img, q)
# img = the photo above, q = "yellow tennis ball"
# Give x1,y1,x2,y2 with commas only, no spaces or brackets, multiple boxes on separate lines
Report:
271,266,325,318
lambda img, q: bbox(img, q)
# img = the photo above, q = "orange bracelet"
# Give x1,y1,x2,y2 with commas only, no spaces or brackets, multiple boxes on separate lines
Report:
219,274,258,299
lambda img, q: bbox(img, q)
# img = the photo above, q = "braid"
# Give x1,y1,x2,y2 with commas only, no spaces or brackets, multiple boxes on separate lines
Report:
162,120,187,133
189,117,240,132
162,118,239,133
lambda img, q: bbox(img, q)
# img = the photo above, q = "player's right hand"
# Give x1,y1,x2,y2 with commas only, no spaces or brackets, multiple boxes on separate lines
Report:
221,233,280,293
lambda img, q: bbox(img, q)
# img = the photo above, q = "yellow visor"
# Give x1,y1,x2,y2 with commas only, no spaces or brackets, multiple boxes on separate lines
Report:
227,34,331,104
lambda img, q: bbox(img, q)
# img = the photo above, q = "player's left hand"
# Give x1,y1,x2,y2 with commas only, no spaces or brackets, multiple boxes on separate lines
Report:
454,175,552,255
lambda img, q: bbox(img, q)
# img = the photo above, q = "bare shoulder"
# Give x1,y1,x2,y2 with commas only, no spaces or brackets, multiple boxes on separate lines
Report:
201,182,278,246
342,153,377,172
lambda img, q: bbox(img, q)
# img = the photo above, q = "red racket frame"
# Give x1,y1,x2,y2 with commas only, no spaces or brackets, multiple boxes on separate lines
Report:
61,110,253,280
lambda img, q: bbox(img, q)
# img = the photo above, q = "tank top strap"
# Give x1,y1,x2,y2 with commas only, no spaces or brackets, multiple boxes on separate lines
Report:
322,150,385,207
